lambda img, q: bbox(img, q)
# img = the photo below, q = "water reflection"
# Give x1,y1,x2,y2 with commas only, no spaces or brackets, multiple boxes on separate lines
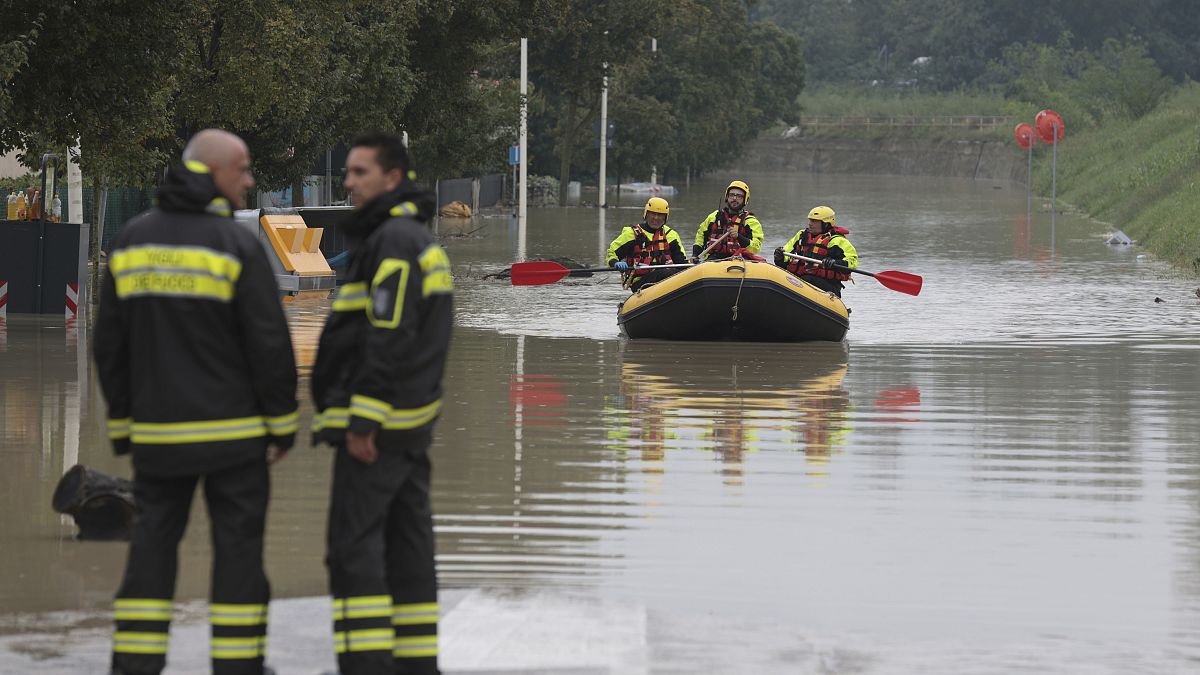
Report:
609,341,857,484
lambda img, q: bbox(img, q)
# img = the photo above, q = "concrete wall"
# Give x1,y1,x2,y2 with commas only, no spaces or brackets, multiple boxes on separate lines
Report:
741,136,1029,183
0,151,26,179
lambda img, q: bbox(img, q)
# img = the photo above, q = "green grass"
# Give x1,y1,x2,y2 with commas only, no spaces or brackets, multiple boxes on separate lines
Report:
1032,82,1200,274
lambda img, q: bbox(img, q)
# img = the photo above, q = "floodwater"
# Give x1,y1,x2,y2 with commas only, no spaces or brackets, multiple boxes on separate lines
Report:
2,172,1200,673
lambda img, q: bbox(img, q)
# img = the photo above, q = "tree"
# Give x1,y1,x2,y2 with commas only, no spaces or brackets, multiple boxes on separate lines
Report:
529,0,672,203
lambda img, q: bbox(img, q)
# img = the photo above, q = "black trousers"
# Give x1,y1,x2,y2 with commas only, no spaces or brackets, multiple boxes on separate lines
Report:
327,437,439,675
111,455,270,675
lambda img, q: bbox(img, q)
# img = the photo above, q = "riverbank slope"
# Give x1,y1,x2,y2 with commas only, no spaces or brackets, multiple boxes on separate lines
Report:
1029,83,1200,273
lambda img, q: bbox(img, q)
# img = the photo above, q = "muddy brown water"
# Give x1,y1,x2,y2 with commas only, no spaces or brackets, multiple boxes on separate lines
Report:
2,172,1199,672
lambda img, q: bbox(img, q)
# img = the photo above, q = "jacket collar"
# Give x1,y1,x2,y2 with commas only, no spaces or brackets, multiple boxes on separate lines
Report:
155,160,232,217
343,183,436,237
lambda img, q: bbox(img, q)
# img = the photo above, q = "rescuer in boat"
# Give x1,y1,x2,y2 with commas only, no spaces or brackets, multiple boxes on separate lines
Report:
692,180,764,262
606,197,688,292
774,205,859,297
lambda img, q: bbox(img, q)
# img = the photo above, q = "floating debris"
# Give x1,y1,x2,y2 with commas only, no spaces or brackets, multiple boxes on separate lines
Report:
1106,230,1133,246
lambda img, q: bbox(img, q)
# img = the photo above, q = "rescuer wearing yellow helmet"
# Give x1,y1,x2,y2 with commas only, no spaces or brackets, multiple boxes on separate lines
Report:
774,205,859,297
606,197,688,292
692,180,764,262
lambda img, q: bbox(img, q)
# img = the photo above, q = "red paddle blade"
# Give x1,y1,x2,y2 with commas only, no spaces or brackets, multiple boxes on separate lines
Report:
510,261,571,286
875,270,923,296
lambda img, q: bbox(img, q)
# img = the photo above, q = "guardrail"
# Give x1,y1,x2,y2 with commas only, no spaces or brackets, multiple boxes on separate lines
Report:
798,115,1012,131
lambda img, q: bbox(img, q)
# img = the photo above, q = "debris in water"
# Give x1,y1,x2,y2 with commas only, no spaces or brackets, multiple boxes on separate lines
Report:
1154,297,1165,303
1106,230,1133,246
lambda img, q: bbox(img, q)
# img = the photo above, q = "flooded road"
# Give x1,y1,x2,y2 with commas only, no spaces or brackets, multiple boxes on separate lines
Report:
3,172,1200,672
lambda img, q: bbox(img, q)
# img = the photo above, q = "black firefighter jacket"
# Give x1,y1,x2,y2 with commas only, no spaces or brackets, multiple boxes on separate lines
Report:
94,161,299,476
310,184,453,448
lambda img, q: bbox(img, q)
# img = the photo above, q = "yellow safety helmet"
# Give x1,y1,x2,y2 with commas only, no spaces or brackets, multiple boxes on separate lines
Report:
726,180,750,204
807,205,836,227
643,196,670,221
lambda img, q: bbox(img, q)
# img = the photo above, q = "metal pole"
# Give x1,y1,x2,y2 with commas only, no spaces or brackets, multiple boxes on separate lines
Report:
599,63,608,208
35,153,57,313
518,37,528,261
1051,122,1058,236
1026,142,1032,217
325,149,332,206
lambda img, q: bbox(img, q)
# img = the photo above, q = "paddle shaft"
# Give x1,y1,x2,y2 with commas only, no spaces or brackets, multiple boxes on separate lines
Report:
509,260,694,286
697,229,733,259
781,251,922,296
783,252,871,276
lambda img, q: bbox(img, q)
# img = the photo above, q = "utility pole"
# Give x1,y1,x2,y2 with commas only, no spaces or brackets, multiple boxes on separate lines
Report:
599,60,608,208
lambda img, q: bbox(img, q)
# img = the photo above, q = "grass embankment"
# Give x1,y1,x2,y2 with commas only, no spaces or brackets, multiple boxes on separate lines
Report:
1032,83,1200,273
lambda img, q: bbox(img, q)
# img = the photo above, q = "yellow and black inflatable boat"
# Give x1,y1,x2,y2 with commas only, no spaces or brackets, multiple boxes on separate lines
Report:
617,259,849,342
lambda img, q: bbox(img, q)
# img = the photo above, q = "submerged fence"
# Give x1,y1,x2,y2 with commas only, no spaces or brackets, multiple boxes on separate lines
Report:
798,115,1012,131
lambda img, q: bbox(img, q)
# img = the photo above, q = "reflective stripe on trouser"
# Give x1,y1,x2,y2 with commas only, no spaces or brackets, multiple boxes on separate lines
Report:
112,456,271,675
327,434,439,674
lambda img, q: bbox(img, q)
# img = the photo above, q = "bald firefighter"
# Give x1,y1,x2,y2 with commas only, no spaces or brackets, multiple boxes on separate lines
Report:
606,197,688,292
773,205,859,297
95,129,298,675
692,180,764,261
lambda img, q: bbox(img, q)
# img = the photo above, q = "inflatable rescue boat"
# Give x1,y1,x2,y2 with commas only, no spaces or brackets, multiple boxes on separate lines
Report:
617,259,849,342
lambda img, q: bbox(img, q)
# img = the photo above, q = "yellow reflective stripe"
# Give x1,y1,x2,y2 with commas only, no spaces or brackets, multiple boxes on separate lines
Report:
314,401,441,431
418,245,453,297
210,603,268,626
312,407,350,433
343,594,392,619
332,281,369,312
332,598,345,622
114,270,236,302
389,201,418,217
368,258,409,329
109,245,242,282
265,410,299,435
350,395,390,423
393,635,438,658
211,636,267,659
110,244,241,302
131,416,268,444
108,417,132,440
206,197,232,217
334,630,347,653
114,598,172,622
184,160,211,174
381,400,441,430
393,602,438,626
346,628,395,652
113,631,169,654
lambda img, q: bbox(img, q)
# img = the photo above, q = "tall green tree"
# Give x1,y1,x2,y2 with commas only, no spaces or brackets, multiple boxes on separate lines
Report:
529,0,672,202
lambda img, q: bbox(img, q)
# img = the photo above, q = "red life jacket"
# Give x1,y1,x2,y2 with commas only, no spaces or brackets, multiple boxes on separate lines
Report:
785,227,852,281
702,209,754,257
626,224,671,275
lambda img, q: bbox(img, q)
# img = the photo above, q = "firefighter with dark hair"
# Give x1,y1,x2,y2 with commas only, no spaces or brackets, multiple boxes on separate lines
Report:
311,130,452,675
95,128,298,675
692,180,764,261
773,205,859,297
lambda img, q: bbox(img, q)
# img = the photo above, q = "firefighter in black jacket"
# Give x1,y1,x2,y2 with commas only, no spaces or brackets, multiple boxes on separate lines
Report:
310,131,452,675
94,129,298,675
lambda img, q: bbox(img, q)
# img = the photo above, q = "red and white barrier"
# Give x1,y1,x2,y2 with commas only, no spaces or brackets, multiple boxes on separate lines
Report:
65,283,79,319
0,279,7,318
